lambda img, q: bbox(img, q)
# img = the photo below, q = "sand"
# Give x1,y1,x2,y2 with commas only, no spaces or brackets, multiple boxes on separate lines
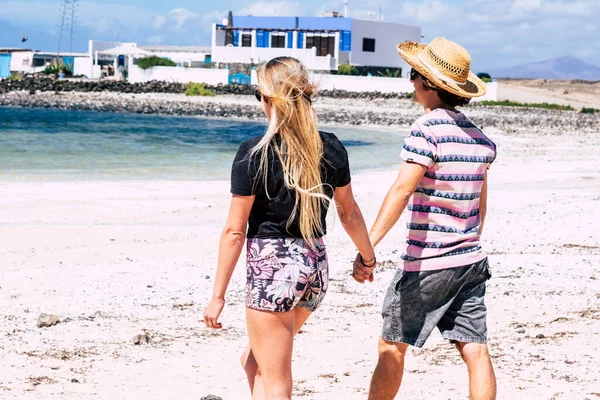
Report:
1,124,599,399
497,79,600,110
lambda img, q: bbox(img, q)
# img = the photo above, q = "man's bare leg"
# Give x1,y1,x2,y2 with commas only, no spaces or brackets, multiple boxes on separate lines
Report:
367,338,409,400
455,341,496,400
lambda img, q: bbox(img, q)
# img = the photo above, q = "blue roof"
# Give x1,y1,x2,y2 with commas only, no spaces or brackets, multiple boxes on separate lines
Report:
232,16,352,31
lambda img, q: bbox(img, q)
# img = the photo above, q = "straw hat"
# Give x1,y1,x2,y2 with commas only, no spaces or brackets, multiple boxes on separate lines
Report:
397,37,486,98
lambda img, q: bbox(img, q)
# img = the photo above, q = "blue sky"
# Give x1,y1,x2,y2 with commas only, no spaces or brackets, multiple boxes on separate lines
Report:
1,0,598,71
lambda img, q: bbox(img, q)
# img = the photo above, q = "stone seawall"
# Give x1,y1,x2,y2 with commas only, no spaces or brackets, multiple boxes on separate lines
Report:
1,90,598,136
0,77,412,100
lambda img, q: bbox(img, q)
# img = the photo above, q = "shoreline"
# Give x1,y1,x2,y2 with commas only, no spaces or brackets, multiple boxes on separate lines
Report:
2,91,599,135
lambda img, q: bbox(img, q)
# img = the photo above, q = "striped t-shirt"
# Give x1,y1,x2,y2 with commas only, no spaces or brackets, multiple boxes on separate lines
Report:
399,108,497,271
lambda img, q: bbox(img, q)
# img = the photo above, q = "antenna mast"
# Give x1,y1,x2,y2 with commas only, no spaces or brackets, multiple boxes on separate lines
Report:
57,0,68,64
344,0,348,18
69,0,78,56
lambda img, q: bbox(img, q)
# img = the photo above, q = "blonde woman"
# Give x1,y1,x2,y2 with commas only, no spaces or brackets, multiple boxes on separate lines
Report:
203,57,375,400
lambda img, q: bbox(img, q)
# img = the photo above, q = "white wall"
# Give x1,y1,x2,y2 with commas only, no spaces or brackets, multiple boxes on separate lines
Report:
128,64,229,85
350,20,421,74
315,74,415,93
9,52,45,74
475,82,497,102
10,52,33,72
74,57,92,77
212,46,336,71
143,50,209,65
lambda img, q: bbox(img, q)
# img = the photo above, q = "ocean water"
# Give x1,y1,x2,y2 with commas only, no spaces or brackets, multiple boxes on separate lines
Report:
0,106,407,180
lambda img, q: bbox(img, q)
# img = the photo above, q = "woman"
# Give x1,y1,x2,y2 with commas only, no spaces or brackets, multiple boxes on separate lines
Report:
203,56,376,400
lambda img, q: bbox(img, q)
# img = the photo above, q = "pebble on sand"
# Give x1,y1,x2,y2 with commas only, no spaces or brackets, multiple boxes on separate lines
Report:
132,333,150,345
37,313,60,328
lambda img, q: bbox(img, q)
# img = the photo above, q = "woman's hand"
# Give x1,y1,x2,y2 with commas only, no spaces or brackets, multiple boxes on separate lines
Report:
203,297,225,329
352,253,375,283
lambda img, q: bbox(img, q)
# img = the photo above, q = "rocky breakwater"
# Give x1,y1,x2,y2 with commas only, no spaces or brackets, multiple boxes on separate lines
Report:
0,76,412,99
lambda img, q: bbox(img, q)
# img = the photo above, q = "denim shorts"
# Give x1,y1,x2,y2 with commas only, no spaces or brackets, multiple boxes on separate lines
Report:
245,237,328,313
381,258,491,348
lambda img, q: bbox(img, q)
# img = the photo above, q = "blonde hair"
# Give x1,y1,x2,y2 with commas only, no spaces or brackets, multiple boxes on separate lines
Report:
253,57,328,245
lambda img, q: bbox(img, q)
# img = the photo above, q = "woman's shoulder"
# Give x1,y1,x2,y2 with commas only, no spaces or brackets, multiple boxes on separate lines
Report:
319,130,346,152
241,135,263,148
236,135,263,155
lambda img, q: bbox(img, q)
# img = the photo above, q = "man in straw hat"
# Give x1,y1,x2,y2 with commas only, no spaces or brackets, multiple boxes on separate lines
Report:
352,37,497,399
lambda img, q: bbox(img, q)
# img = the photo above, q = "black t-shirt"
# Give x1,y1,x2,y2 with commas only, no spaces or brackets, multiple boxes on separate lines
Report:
230,131,351,239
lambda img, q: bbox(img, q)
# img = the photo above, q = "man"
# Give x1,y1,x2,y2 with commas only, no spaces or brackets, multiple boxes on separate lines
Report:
353,37,497,400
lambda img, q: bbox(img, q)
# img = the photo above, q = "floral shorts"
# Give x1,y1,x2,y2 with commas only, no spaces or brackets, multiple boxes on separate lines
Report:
246,237,328,312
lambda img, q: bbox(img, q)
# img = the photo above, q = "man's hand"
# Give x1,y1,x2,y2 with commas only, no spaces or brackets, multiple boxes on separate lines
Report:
352,253,375,283
203,297,225,329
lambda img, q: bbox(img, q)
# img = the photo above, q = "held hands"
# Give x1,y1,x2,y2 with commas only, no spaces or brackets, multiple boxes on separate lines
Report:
203,297,225,329
352,253,376,284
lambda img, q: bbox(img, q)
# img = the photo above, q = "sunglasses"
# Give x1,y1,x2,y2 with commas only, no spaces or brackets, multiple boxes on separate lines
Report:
410,68,421,81
254,89,262,102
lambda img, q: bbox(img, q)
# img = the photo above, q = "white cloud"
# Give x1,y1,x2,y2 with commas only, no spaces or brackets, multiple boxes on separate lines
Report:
166,8,199,29
153,15,167,30
236,1,305,17
512,0,542,12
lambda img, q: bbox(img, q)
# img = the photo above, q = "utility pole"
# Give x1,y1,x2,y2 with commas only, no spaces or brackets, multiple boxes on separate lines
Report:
69,0,78,56
56,0,68,66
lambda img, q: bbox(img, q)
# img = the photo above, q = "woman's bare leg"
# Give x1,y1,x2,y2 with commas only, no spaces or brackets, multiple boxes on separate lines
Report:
242,307,312,400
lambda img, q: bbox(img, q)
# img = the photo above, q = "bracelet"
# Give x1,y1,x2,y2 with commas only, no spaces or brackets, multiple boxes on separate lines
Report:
360,254,376,267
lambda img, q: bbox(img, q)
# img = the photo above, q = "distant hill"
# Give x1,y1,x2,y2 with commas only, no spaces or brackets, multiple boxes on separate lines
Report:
487,56,600,81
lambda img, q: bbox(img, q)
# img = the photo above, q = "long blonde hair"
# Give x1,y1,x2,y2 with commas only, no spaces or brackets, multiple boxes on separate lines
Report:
252,57,328,245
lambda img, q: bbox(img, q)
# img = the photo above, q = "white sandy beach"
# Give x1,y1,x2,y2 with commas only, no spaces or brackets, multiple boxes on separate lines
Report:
1,126,599,399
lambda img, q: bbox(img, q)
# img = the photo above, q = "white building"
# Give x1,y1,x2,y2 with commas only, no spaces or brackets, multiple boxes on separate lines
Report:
211,13,421,75
0,48,87,76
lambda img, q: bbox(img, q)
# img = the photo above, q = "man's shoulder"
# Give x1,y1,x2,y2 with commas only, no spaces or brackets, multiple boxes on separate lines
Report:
414,109,484,132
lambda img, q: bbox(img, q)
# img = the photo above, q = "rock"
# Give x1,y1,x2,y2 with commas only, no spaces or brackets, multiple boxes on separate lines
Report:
200,396,223,400
37,313,60,328
71,378,79,383
536,333,545,339
132,333,150,345
517,329,526,334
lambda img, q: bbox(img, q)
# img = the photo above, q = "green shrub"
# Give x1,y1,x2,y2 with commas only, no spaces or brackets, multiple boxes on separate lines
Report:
580,107,599,114
480,100,574,111
43,64,59,75
8,72,23,81
377,68,401,78
480,76,493,83
43,62,72,77
136,56,177,70
185,82,216,97
337,63,359,76
121,68,128,80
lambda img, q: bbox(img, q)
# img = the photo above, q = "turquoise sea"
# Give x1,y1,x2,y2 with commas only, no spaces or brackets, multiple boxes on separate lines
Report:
0,107,407,180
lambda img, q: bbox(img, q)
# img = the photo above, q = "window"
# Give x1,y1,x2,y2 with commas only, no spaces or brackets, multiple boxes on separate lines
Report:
362,38,375,52
271,34,285,48
241,33,252,47
306,35,336,57
33,58,47,67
